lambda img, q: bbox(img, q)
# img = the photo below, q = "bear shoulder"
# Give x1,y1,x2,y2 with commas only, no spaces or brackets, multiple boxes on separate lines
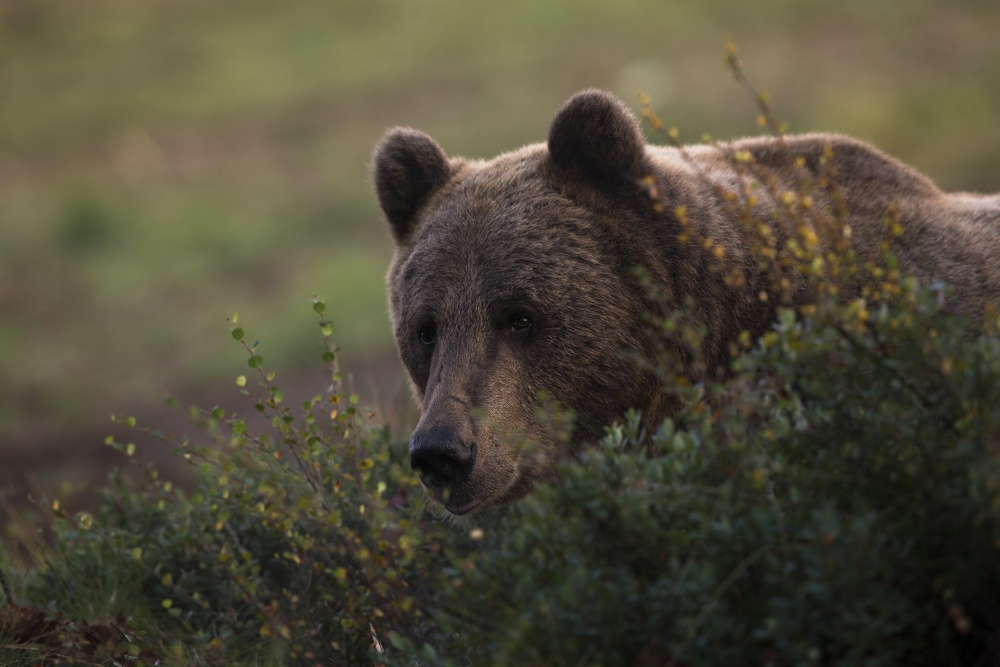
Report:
731,132,942,200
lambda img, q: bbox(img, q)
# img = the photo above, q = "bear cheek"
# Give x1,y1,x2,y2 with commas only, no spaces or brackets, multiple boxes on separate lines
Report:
455,429,545,511
478,346,534,422
477,361,552,463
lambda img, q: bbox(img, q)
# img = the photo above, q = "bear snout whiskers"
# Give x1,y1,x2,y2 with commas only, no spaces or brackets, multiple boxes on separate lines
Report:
409,429,476,492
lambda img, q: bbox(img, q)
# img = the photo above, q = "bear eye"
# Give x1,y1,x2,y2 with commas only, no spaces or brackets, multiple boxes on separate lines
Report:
509,313,533,335
418,323,437,346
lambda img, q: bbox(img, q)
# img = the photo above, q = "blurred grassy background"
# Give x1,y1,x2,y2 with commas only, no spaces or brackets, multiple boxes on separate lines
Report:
1,0,999,505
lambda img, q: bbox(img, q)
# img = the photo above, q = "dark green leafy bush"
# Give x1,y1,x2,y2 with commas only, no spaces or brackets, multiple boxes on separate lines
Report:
420,282,1000,666
6,264,998,666
3,304,465,665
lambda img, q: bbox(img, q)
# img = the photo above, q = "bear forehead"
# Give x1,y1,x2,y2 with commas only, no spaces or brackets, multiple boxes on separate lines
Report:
387,142,628,322
396,204,603,298
398,145,598,257
424,145,558,230
394,198,609,312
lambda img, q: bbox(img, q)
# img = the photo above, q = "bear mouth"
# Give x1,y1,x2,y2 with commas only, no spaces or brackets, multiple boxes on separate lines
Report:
434,465,538,516
426,483,482,516
441,496,482,516
430,477,484,515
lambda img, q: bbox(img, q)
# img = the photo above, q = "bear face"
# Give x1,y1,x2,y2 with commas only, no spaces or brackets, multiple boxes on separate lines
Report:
373,90,1000,516
375,92,676,515
376,145,662,512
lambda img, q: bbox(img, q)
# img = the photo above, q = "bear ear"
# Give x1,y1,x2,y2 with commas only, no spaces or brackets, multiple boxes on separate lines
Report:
547,89,646,186
373,128,453,244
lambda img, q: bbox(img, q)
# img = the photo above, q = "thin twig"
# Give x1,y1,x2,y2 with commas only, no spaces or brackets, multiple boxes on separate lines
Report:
0,568,13,606
725,39,783,137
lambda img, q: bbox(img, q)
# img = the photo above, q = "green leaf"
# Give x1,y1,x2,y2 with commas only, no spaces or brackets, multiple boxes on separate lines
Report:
231,327,244,341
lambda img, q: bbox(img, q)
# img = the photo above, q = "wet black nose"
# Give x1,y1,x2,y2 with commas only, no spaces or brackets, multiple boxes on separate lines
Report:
409,429,474,492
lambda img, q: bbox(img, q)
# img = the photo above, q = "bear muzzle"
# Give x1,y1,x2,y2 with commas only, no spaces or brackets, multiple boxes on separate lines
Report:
409,428,478,513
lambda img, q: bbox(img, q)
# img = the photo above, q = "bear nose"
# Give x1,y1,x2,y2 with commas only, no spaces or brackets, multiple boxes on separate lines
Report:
409,429,475,492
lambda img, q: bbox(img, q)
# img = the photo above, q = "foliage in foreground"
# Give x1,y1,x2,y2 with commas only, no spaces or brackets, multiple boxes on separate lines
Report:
2,275,999,666
447,284,1000,666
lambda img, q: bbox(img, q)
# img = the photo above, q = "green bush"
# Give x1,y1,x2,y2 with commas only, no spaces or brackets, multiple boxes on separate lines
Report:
2,303,464,665
420,282,1000,666
5,264,999,666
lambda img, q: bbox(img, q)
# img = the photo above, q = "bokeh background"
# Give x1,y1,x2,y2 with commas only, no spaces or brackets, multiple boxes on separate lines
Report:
3,0,999,517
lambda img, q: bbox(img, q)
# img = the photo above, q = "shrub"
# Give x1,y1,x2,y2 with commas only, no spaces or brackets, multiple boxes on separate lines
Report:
3,303,467,665
420,282,1000,666
6,257,999,667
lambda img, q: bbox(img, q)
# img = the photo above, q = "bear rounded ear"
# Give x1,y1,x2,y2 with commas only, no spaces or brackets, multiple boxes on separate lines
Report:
373,128,453,244
547,89,646,185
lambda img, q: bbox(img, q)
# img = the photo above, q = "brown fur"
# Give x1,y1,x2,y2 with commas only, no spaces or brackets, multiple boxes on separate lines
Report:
372,89,1000,516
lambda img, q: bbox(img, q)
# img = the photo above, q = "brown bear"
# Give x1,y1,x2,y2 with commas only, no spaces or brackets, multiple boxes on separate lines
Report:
372,89,1000,516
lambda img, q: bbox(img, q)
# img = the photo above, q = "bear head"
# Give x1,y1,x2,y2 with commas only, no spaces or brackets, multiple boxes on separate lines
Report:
373,90,676,516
